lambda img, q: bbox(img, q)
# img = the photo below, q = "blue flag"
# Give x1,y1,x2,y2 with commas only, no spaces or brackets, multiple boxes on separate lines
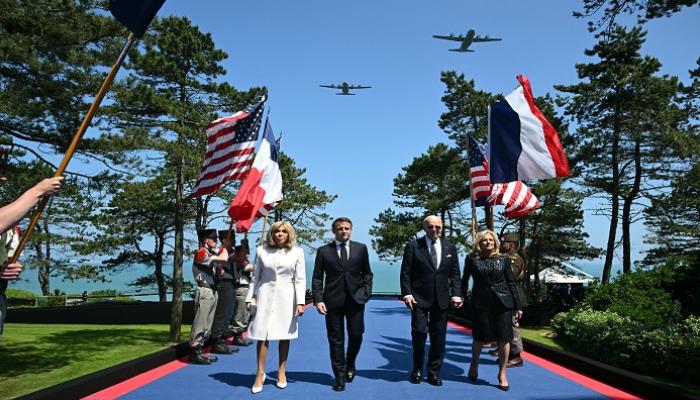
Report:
109,0,166,38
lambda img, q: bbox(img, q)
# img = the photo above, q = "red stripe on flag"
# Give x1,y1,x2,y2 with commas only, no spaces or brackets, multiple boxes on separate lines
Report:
203,146,255,167
516,75,570,178
206,111,247,130
195,159,253,183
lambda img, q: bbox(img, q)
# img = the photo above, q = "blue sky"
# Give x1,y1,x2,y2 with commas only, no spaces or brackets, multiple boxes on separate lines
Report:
12,1,700,295
153,1,700,262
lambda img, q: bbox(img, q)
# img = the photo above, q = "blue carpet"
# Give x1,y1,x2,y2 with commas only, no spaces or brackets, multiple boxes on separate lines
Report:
117,298,620,399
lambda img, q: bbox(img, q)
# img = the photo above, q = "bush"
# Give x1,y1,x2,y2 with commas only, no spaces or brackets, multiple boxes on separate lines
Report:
552,308,700,382
36,296,66,307
5,288,37,307
580,269,683,328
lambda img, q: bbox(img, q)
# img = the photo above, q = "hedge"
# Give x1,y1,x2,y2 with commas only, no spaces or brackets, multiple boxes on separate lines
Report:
551,308,700,382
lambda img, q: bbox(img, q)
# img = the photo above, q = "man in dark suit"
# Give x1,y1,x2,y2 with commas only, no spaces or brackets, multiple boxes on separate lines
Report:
400,215,463,386
313,217,373,392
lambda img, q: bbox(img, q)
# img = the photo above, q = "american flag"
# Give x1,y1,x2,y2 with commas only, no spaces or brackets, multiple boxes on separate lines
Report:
190,98,266,198
488,181,541,218
468,136,491,207
468,136,541,218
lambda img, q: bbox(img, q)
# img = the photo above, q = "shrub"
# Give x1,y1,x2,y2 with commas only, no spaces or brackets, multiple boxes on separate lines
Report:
5,288,37,307
580,269,683,328
35,296,66,307
552,309,700,383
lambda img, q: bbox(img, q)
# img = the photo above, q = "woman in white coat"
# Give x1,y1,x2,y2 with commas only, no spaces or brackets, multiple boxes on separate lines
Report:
246,220,306,393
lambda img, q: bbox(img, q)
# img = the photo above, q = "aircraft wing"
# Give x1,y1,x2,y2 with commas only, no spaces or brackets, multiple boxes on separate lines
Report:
432,34,465,42
349,85,371,89
320,84,340,89
473,35,502,42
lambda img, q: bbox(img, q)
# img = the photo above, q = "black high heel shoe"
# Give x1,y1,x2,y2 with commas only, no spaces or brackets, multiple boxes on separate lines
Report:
497,374,510,391
468,366,478,381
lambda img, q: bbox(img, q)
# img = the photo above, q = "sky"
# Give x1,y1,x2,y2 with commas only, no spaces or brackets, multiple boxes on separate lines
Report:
153,1,700,260
11,0,700,295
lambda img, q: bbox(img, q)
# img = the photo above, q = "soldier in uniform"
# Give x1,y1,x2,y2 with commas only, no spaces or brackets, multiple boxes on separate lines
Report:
189,228,228,364
208,230,240,355
230,242,253,346
500,234,527,368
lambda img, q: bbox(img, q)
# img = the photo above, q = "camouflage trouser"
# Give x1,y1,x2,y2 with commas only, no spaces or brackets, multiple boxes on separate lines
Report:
189,286,218,349
510,314,523,355
229,285,250,335
0,290,6,337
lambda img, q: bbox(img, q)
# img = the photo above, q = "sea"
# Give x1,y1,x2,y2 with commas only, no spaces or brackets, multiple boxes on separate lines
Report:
8,257,623,301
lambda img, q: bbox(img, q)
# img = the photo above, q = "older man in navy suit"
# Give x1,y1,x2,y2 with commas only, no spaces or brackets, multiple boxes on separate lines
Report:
400,215,463,386
313,217,373,392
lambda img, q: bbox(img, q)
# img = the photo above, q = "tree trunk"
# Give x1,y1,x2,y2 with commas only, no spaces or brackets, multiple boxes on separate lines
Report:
155,235,166,302
621,139,642,274
169,141,185,343
35,236,49,296
484,207,494,231
602,97,623,284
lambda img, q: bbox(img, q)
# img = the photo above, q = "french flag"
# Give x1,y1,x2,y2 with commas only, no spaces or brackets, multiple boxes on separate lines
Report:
228,117,283,233
489,75,570,183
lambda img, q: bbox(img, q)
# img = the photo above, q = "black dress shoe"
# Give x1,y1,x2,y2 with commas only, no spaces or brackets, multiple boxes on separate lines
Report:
410,369,421,384
332,378,346,392
346,369,356,382
427,375,443,386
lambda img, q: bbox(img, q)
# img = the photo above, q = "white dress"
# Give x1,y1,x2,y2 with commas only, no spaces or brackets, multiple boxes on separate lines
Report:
245,245,306,340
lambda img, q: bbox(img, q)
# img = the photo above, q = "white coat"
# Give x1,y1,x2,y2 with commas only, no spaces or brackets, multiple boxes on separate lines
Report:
245,245,306,340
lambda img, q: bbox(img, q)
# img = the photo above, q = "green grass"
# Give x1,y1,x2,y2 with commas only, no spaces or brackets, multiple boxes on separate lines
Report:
520,326,566,351
0,323,191,400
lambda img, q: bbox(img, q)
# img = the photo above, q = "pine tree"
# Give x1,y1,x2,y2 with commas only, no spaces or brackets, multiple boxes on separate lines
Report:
273,152,337,246
556,26,688,281
370,143,470,262
100,16,264,342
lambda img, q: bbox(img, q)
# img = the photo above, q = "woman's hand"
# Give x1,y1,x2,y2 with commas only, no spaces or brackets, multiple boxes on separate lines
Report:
295,304,305,317
515,309,523,320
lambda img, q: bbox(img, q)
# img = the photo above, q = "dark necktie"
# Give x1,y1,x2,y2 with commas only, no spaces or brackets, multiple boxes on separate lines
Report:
340,242,348,263
430,240,438,267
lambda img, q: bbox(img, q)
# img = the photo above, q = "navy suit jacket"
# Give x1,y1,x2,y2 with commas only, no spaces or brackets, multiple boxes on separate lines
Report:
400,236,462,310
312,240,373,309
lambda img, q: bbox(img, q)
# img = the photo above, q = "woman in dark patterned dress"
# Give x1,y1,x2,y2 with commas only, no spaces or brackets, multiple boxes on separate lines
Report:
462,229,523,391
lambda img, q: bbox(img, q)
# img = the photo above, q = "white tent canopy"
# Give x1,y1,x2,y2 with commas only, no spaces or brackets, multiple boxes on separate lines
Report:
532,263,595,285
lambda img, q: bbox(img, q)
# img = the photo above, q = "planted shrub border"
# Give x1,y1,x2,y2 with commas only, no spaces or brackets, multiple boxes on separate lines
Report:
551,308,700,383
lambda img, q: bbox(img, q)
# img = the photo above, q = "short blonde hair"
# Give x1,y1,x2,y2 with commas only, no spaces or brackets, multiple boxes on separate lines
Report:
266,220,297,248
473,230,500,259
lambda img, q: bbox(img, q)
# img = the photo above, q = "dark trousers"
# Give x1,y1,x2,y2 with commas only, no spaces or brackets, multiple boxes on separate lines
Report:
211,280,236,343
410,301,448,377
325,298,365,379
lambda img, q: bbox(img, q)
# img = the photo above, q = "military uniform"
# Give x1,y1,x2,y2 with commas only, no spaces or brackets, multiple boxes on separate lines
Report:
506,248,526,365
189,229,222,364
230,249,253,346
209,230,239,354
0,227,19,336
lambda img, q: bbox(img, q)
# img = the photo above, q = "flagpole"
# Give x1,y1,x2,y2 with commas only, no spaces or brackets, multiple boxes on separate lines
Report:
258,215,270,248
9,33,138,264
227,220,235,244
465,135,477,239
486,105,494,232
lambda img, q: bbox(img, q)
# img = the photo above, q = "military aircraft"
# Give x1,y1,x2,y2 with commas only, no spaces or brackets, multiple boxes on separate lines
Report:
432,28,501,52
319,82,372,95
